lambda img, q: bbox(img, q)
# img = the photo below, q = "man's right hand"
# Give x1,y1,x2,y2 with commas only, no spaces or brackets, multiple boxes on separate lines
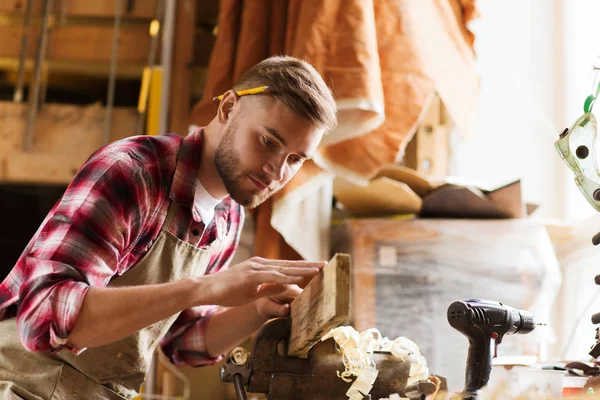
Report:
197,257,325,307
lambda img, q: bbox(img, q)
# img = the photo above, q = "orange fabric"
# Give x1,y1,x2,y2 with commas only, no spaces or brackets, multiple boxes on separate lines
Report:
190,0,479,259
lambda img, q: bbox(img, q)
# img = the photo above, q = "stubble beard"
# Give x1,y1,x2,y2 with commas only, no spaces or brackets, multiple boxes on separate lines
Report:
214,122,274,208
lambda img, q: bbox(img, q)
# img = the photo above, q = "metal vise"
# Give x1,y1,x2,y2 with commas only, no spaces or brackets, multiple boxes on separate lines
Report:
221,318,436,400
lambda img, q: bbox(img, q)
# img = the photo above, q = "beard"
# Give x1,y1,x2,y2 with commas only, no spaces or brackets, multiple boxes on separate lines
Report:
214,121,276,208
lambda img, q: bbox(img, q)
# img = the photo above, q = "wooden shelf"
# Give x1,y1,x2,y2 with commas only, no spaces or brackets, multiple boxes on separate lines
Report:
0,0,158,20
0,58,145,79
0,101,138,184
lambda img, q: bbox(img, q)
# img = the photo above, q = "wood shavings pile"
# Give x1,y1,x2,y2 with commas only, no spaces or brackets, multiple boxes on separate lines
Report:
230,347,249,365
321,326,429,400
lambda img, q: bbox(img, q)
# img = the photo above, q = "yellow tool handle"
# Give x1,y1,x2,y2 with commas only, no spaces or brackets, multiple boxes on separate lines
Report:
137,67,152,114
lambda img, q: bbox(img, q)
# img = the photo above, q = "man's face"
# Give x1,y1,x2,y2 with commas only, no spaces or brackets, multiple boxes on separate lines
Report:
214,96,324,208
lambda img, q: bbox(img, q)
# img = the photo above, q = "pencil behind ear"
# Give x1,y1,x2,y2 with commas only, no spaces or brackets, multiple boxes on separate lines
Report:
217,90,238,124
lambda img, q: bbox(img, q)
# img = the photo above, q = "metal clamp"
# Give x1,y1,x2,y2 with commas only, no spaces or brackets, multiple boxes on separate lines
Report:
220,363,251,400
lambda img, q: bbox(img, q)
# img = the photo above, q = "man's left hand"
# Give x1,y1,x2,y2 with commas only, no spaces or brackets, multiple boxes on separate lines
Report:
254,284,302,319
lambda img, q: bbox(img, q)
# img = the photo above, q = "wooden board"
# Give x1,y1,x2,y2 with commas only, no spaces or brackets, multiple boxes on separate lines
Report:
0,24,150,64
288,253,351,358
0,0,158,19
403,94,450,176
0,101,137,184
61,0,158,19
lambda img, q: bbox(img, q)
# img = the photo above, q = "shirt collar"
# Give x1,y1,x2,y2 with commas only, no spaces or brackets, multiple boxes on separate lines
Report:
170,128,203,208
170,128,235,237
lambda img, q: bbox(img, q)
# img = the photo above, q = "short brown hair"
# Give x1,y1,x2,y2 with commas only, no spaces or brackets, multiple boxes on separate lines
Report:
233,56,337,132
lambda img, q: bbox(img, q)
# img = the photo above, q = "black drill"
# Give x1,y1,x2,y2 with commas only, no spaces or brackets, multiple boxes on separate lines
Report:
447,299,537,399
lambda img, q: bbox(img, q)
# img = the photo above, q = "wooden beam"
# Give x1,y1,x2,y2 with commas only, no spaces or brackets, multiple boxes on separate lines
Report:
168,0,196,135
0,0,44,14
288,253,352,358
0,101,136,184
61,0,157,19
0,0,157,19
403,94,450,176
0,24,150,64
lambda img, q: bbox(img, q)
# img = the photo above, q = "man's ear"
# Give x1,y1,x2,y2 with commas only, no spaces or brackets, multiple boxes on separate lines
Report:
217,90,238,124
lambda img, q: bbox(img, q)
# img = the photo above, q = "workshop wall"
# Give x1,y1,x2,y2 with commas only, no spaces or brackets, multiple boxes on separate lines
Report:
451,0,565,219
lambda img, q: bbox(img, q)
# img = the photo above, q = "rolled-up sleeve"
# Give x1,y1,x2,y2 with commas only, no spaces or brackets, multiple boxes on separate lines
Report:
159,305,223,366
16,149,154,354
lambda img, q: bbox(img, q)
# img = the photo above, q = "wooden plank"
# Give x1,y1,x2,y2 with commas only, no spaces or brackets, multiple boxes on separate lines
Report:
351,229,377,331
0,101,137,184
0,0,44,14
62,0,157,19
288,253,351,358
0,24,150,64
0,0,157,19
403,94,450,176
169,0,196,135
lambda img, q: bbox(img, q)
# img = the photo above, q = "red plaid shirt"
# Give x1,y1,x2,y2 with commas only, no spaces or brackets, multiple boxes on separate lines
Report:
0,129,243,367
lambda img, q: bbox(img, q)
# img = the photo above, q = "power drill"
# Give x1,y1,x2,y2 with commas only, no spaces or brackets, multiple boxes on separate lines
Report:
447,299,537,399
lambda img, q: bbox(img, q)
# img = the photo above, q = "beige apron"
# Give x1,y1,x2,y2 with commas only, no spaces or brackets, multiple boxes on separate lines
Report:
0,199,221,400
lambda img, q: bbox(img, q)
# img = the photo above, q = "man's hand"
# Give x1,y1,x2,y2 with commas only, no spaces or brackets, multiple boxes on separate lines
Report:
198,257,325,308
254,284,302,319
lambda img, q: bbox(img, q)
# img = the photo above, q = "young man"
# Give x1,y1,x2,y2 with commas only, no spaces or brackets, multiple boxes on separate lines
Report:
0,56,337,399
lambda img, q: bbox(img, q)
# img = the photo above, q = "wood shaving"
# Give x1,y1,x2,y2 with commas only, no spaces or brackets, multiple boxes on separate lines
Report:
322,326,429,399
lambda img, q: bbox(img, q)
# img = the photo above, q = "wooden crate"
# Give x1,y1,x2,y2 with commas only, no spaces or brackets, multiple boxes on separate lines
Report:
331,217,560,389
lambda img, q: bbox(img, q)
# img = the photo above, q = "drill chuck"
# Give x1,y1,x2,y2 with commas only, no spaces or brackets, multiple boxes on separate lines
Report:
517,310,536,334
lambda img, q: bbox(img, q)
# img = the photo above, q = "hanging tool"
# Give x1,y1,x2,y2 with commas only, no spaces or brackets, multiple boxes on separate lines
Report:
448,299,537,400
13,0,34,103
24,0,53,151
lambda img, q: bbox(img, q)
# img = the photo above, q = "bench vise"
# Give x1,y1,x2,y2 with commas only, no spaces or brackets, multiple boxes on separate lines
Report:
221,318,436,400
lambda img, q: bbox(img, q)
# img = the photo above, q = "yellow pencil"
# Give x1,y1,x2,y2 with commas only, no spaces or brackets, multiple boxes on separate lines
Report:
212,86,269,102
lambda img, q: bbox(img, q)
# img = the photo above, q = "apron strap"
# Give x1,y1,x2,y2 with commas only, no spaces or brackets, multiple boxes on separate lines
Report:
162,201,179,230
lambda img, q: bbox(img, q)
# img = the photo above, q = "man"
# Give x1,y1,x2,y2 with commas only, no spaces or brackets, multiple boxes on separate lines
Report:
0,56,337,399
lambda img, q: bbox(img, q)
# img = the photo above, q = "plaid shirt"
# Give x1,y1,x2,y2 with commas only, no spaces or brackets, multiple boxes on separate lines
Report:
0,129,243,367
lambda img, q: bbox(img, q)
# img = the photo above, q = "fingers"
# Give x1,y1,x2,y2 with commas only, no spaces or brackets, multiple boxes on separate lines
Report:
278,284,302,300
264,265,321,276
267,284,302,304
252,271,306,285
260,300,290,318
276,303,290,317
254,283,288,298
253,257,327,269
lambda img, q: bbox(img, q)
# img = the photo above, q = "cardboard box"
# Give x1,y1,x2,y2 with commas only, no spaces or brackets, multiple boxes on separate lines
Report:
333,164,531,218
